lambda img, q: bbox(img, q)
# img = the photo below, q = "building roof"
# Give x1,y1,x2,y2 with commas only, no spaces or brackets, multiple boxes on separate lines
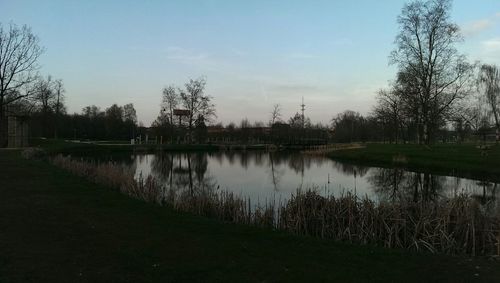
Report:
173,109,190,116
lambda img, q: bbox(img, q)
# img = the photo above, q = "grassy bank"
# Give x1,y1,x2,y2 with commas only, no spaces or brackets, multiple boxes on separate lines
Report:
28,138,278,155
51,154,500,256
1,151,500,282
328,143,500,181
29,138,220,155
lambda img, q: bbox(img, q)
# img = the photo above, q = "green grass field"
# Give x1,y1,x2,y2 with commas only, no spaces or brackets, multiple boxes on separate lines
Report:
329,143,500,181
1,150,500,282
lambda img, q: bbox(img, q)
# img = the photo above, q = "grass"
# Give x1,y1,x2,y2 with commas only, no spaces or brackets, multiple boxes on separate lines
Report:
329,143,500,182
1,150,500,282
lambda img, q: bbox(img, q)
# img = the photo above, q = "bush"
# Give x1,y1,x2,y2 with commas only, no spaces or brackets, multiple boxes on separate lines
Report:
21,147,47,160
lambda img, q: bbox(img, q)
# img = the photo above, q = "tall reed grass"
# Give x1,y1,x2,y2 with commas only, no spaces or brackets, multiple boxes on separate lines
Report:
51,154,500,256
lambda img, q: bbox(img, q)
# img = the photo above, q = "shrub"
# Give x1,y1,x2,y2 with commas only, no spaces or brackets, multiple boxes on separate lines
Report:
21,147,47,160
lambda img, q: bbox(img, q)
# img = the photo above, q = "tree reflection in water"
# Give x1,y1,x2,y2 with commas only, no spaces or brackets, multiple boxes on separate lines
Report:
137,151,499,212
151,152,217,198
149,151,334,195
268,152,285,192
331,162,369,178
368,167,499,209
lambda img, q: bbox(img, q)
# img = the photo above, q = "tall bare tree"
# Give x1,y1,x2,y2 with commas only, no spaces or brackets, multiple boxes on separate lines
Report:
34,76,56,137
373,88,404,143
34,75,55,115
390,0,474,144
289,112,311,128
179,77,216,143
269,103,282,125
0,23,43,146
478,64,500,142
53,79,65,138
123,103,137,124
161,85,178,125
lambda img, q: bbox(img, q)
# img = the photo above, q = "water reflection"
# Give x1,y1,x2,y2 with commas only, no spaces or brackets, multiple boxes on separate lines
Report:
331,162,369,178
368,167,499,211
368,168,446,202
114,151,500,208
149,152,216,196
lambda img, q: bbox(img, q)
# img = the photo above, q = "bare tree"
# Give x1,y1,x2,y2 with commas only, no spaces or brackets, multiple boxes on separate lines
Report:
478,64,500,142
53,79,65,114
52,79,65,138
240,118,250,128
123,103,137,124
161,85,178,125
0,23,43,146
390,0,474,144
82,105,101,118
373,88,404,143
32,75,58,137
34,76,55,115
179,77,216,143
269,103,282,125
289,112,311,128
122,103,137,140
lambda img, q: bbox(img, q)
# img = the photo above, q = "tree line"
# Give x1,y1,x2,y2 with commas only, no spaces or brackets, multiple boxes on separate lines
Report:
1,0,499,146
150,81,330,144
0,22,140,143
371,0,499,144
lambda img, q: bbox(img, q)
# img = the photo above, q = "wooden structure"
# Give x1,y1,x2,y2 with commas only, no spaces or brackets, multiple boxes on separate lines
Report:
6,106,29,148
173,109,190,126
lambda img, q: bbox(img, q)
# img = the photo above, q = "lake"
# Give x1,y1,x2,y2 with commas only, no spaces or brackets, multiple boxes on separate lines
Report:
99,151,499,209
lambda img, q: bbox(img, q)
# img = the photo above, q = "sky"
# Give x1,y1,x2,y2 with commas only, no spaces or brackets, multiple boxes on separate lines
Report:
1,0,500,126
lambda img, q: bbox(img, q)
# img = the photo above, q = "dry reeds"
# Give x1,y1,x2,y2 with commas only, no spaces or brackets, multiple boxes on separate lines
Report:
50,154,500,256
278,191,500,255
392,153,408,164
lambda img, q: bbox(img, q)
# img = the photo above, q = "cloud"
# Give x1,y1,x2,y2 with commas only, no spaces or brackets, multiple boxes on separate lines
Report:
269,83,321,93
482,38,500,52
461,13,500,37
165,46,208,61
462,19,493,36
287,52,318,59
163,46,222,71
229,48,247,57
479,38,500,63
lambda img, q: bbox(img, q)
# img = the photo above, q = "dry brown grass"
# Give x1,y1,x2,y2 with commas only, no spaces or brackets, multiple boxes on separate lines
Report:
278,191,500,255
51,154,500,256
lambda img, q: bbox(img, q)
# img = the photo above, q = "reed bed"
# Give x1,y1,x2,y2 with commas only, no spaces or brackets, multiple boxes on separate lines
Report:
50,154,500,256
278,191,499,255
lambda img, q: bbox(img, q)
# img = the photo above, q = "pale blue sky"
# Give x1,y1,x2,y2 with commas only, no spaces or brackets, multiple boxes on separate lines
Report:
1,0,499,125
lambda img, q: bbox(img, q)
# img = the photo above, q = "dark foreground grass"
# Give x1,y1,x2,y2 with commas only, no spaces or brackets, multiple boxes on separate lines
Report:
329,143,500,181
1,151,500,282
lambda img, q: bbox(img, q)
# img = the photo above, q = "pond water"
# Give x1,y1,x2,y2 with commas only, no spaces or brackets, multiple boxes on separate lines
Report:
102,151,499,208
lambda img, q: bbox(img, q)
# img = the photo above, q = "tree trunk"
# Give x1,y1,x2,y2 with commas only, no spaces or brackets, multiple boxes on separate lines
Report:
187,154,193,196
423,123,430,145
0,97,6,148
54,96,60,139
493,112,500,144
